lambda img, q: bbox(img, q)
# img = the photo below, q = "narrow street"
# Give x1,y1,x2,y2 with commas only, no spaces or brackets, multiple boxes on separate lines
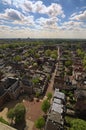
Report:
45,46,59,97
45,63,58,96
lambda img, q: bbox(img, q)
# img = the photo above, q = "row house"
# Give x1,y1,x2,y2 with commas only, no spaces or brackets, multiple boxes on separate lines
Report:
45,89,66,130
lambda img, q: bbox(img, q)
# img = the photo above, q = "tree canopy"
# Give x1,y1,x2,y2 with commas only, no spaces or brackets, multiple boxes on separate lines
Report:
14,103,26,124
77,49,85,58
7,103,26,124
70,119,86,130
35,117,45,130
13,55,22,62
65,60,73,67
47,92,52,101
41,99,50,114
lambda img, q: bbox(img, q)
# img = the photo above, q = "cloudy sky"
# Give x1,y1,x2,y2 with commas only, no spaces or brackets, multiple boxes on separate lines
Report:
0,0,86,39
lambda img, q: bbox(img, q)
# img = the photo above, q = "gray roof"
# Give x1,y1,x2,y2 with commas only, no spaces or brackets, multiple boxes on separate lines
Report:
53,98,62,104
48,111,64,125
51,102,64,114
53,90,65,101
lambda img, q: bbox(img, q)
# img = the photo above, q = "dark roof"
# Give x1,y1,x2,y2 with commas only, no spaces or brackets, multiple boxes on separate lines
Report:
0,87,5,96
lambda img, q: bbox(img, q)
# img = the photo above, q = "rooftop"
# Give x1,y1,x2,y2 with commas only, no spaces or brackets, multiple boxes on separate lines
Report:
51,102,64,114
53,90,65,101
53,98,62,104
48,111,64,125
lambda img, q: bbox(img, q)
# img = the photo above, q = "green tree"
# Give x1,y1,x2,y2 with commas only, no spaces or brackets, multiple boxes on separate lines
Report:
7,103,26,124
65,60,72,68
24,52,29,58
13,55,22,62
70,119,86,130
36,92,40,98
35,53,40,58
47,92,52,101
35,117,45,130
33,62,38,68
52,50,57,56
32,77,40,86
14,103,26,124
28,48,35,56
45,49,51,57
50,53,57,60
41,100,50,114
7,108,15,124
83,55,86,70
77,49,85,58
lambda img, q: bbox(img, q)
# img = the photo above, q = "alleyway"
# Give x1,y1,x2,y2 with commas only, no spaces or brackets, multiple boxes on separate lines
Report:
44,63,58,97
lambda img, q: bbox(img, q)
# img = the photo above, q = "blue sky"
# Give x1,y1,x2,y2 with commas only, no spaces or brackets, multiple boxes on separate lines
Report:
0,0,86,38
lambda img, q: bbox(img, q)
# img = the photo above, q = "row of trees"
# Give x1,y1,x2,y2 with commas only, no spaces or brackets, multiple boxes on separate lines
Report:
35,92,52,130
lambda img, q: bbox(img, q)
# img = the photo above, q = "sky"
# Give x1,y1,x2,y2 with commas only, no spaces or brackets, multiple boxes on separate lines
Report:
0,0,86,39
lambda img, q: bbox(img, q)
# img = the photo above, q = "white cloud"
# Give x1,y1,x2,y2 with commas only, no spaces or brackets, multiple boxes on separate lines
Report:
0,8,35,26
36,17,59,30
2,0,12,5
70,10,86,21
0,25,11,30
0,24,86,39
70,12,77,17
46,3,64,17
61,20,84,31
0,8,23,21
16,0,65,18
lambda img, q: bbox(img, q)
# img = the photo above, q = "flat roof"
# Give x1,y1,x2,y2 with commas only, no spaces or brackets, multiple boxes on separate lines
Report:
51,102,64,114
53,98,62,104
48,111,64,125
53,91,65,100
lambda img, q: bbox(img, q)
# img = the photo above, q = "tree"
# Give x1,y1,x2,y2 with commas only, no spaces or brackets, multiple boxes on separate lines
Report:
35,117,45,130
7,108,15,124
35,92,40,102
14,103,26,124
45,49,51,57
32,77,40,86
52,50,58,56
13,55,22,62
47,92,52,101
41,100,50,114
70,119,86,130
36,92,40,98
50,50,58,60
65,60,72,68
35,53,40,58
7,103,26,124
33,62,38,69
50,53,57,60
83,55,86,70
77,49,85,58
